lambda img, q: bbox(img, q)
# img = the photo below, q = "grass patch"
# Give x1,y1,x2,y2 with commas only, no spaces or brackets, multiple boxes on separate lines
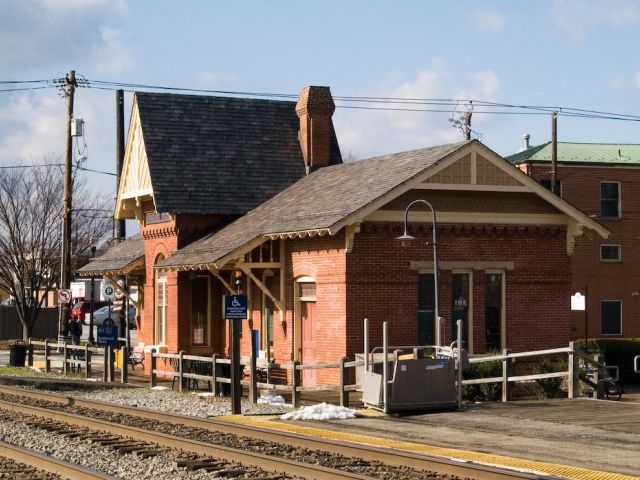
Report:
0,365,48,377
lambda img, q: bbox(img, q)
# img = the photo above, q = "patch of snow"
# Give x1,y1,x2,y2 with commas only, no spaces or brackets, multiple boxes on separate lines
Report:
151,386,169,390
196,392,215,397
281,402,359,421
29,366,42,372
257,394,287,405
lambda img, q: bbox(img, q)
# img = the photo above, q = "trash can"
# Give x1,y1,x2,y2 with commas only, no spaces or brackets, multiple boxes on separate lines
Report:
9,343,27,367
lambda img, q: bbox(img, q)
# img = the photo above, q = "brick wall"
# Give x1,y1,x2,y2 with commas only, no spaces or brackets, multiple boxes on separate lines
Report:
528,164,640,339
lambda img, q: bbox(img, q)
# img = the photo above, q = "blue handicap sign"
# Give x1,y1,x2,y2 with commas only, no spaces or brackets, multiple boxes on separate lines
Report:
97,324,119,348
224,295,248,320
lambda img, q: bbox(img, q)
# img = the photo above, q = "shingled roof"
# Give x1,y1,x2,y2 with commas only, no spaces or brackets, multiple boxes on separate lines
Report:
76,235,144,276
157,141,470,270
136,92,342,215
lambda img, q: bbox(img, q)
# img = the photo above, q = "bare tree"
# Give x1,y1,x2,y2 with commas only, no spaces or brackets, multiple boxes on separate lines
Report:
0,161,112,339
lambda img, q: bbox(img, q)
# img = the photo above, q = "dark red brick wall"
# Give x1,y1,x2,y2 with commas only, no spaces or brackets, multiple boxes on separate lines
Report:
346,222,572,355
528,164,640,339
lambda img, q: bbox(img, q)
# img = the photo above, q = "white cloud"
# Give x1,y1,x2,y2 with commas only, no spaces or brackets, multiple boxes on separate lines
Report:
194,72,235,89
91,27,133,75
551,0,640,41
467,10,506,32
333,62,501,160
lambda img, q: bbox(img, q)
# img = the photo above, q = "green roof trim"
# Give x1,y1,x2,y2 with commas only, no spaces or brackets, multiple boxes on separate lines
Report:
506,142,640,165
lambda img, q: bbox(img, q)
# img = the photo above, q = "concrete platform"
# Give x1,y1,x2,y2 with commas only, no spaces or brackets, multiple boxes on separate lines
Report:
223,396,640,479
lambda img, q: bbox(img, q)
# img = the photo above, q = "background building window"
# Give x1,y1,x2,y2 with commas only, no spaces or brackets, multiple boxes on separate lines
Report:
451,273,470,348
485,273,502,350
261,271,275,350
600,245,621,262
600,182,620,218
601,300,621,335
540,178,561,195
190,276,209,346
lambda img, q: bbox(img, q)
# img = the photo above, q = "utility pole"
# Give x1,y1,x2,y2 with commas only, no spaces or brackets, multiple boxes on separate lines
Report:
116,89,126,241
551,111,558,195
58,70,77,337
464,101,473,141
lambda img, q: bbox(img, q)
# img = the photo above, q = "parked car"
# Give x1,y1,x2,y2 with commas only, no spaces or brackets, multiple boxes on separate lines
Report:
72,300,109,324
92,305,137,329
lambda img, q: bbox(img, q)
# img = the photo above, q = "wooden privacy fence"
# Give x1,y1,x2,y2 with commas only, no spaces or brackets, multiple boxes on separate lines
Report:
0,308,58,340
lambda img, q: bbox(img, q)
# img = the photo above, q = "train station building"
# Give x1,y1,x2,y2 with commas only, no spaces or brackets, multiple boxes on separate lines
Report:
79,87,607,384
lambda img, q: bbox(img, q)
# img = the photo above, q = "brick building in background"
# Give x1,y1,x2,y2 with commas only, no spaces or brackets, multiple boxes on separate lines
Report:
508,142,640,341
80,88,608,385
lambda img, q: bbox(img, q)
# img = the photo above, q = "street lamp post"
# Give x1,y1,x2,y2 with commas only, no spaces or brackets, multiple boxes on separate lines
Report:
88,245,96,345
396,199,442,346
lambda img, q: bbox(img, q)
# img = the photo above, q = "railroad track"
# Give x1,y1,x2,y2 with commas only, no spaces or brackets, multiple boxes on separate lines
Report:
0,385,544,480
0,439,114,479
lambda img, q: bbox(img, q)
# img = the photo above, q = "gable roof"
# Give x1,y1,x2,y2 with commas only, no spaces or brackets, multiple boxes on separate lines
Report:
133,92,341,215
156,141,471,270
507,142,640,165
76,235,144,276
157,139,609,272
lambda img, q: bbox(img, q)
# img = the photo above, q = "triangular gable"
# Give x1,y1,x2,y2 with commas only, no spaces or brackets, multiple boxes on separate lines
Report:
115,98,154,220
331,141,608,253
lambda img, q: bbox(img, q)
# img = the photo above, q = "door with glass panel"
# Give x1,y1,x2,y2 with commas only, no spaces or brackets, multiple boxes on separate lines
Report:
451,273,470,349
417,274,435,345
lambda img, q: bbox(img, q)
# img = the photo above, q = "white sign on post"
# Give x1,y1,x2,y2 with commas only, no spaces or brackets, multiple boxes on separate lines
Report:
571,292,585,311
57,289,72,304
102,282,116,300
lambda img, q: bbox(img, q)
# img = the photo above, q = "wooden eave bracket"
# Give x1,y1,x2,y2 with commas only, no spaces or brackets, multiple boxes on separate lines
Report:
239,265,285,312
345,223,361,253
209,268,236,295
566,219,584,256
103,274,140,311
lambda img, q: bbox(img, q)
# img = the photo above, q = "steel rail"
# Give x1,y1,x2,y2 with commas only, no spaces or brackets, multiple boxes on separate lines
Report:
0,386,543,480
0,439,116,480
0,398,371,480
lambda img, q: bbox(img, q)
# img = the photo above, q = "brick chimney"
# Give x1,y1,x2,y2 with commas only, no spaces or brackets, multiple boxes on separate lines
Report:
296,86,335,174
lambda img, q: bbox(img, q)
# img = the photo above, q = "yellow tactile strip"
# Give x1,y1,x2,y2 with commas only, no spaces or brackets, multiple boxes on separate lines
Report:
219,414,639,480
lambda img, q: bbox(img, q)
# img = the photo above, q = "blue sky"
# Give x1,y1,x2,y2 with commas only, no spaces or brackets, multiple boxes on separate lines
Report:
2,0,640,195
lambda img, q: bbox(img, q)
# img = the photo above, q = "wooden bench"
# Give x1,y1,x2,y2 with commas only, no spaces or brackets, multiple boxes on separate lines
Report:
129,346,145,370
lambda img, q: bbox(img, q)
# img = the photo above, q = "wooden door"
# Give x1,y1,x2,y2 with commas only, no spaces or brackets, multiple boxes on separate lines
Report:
301,301,317,386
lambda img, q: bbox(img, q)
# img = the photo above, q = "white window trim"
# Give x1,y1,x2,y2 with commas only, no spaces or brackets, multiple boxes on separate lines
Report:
600,299,622,336
155,273,168,346
600,181,621,219
190,275,211,347
600,244,621,262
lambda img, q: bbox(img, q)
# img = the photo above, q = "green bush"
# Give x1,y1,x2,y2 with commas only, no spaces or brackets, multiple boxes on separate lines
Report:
579,338,640,383
533,358,566,399
463,354,502,402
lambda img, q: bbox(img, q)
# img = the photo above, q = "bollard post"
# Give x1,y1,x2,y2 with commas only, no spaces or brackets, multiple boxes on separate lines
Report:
212,353,219,395
456,320,463,409
44,339,50,373
102,346,108,382
340,356,349,408
27,339,34,367
502,348,510,402
363,317,369,373
382,322,388,413
568,341,578,399
594,353,605,399
121,346,128,384
178,350,184,393
150,349,157,388
86,347,92,378
292,361,300,408
63,341,69,375
249,348,257,405
109,346,115,382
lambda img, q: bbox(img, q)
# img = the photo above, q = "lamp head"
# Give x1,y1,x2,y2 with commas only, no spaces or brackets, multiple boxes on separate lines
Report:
396,232,415,248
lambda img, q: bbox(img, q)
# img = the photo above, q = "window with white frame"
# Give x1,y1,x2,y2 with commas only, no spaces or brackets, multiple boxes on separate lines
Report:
600,244,621,262
601,300,621,335
155,270,168,345
600,182,620,218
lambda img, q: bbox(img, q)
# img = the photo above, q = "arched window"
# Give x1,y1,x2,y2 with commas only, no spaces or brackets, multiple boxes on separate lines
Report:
155,255,167,345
